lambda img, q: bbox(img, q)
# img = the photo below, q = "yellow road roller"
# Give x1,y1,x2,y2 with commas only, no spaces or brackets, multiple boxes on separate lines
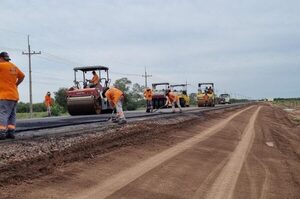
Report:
170,84,190,107
197,83,216,107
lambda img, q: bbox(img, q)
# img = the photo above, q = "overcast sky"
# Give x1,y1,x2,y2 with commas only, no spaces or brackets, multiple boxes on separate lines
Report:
1,0,299,102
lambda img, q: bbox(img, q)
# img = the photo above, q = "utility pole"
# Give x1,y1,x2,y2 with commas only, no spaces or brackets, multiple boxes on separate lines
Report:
142,67,152,88
22,35,41,118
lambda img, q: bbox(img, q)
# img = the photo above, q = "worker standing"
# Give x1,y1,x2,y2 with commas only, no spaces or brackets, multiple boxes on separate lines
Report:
44,91,53,117
165,89,182,113
143,88,153,113
102,87,126,124
0,52,25,140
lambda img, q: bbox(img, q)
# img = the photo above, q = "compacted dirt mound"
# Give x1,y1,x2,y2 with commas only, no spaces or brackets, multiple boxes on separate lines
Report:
1,104,299,199
0,108,233,187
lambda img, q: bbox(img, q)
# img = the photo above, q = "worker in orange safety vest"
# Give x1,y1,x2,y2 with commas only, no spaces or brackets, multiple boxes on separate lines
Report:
102,87,126,124
44,91,53,116
143,88,153,113
165,89,182,113
88,71,99,88
0,52,25,140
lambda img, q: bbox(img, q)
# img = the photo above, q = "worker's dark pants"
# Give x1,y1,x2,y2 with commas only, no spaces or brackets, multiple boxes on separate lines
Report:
0,100,17,132
146,100,153,112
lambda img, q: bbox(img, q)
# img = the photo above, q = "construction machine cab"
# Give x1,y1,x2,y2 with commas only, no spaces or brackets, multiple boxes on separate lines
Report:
67,66,113,115
170,84,190,107
72,66,110,90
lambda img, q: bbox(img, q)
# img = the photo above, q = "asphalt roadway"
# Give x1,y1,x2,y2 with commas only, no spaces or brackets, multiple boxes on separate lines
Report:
16,104,245,133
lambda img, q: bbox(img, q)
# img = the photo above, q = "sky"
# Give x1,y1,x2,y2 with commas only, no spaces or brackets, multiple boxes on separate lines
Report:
0,0,300,102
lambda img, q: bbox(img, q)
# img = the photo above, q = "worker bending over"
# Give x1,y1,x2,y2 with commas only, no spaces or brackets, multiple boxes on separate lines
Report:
0,52,25,140
88,71,99,88
165,89,182,113
44,91,53,116
144,88,153,113
102,87,126,124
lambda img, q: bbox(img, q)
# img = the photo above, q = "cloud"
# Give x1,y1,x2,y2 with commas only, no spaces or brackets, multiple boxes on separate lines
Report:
1,0,300,102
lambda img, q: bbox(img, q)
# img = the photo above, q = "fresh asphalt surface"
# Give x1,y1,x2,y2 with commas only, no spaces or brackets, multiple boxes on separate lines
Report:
16,104,245,132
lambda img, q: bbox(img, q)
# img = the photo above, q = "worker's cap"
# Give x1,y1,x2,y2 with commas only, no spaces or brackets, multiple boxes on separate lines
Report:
0,52,11,61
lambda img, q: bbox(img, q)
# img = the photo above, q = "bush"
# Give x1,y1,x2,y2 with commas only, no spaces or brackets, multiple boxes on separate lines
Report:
51,104,65,116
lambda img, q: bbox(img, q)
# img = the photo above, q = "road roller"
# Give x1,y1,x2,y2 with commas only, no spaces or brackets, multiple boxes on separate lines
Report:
152,82,170,109
197,83,216,107
170,84,190,107
66,66,113,115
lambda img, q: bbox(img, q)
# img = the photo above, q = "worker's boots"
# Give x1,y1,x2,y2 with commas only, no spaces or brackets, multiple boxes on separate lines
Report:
118,119,127,125
6,130,15,139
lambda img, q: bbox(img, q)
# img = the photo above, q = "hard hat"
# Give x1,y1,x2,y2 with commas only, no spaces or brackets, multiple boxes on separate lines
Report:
0,52,11,61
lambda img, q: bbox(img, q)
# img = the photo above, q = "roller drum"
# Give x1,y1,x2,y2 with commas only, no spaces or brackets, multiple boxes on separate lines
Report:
67,96,101,115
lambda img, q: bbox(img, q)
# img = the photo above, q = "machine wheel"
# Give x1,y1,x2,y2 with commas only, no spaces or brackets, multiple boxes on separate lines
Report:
179,98,186,107
94,99,102,114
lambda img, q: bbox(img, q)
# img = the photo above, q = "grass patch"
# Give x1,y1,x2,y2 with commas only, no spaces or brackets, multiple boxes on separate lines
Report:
17,112,48,119
273,99,300,108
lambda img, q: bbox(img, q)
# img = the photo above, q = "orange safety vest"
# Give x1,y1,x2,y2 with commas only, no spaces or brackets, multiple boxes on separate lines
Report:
203,94,209,101
0,62,25,101
105,87,124,105
91,74,99,84
167,92,179,103
44,95,53,107
144,89,153,100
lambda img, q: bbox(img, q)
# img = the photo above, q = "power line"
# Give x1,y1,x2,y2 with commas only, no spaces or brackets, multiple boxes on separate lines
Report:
22,35,41,118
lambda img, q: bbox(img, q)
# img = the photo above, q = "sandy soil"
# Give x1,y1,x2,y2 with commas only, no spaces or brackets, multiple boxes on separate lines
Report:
1,104,299,199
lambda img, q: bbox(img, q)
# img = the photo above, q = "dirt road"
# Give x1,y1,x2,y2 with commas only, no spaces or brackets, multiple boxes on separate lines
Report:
1,104,299,199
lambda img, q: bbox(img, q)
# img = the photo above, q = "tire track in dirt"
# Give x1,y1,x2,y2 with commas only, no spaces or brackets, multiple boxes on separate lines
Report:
71,106,255,199
203,106,261,199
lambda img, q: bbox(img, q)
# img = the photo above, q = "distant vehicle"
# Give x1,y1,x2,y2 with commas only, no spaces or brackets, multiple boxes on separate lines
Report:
170,84,190,107
219,93,231,104
152,83,170,109
197,83,216,107
66,66,113,115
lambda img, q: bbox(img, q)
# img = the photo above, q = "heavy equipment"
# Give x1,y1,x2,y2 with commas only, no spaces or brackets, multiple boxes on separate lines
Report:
66,66,113,115
219,93,231,104
170,84,190,107
152,83,170,109
197,83,216,107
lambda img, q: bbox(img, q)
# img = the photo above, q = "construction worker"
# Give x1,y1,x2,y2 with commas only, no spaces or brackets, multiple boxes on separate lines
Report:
143,88,153,113
88,71,99,88
203,92,209,106
0,52,25,140
44,91,53,117
165,89,182,113
208,86,213,94
102,87,126,124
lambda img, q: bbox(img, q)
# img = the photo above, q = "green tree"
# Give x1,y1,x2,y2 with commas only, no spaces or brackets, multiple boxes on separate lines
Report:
114,78,132,92
54,87,68,111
